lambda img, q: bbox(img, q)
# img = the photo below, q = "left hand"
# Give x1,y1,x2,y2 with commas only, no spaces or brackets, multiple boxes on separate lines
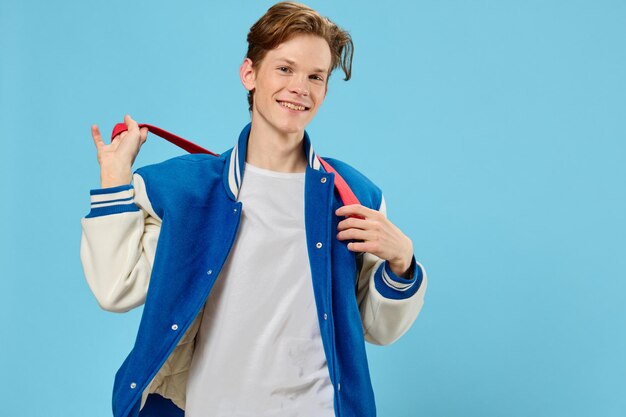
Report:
335,204,414,278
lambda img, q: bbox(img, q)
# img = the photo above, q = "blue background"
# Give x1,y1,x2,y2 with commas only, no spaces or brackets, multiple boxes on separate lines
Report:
1,0,625,416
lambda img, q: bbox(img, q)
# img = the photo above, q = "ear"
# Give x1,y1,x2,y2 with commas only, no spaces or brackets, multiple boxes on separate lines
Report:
240,58,256,92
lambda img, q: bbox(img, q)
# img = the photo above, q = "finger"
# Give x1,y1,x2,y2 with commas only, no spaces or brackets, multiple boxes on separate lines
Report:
337,216,368,231
111,129,125,142
139,126,148,143
111,131,125,147
124,114,140,132
335,204,377,219
336,228,373,242
346,241,379,254
91,124,104,149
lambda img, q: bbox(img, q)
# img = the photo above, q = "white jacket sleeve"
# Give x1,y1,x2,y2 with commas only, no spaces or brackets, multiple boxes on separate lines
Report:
80,173,161,313
356,195,428,346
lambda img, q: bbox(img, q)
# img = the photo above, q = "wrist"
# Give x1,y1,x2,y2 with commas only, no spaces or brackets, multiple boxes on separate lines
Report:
388,254,413,278
100,172,132,188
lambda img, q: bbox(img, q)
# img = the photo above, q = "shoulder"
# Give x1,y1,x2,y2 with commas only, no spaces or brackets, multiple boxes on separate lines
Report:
135,151,228,185
137,152,225,175
321,156,383,210
133,151,231,215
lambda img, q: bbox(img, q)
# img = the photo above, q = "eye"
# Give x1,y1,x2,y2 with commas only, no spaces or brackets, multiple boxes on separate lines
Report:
278,66,291,73
310,74,325,82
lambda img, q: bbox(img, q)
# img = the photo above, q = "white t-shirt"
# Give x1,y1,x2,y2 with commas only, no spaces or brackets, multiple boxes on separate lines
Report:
185,163,334,417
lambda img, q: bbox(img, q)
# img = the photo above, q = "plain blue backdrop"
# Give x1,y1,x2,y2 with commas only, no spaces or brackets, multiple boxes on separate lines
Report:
1,0,625,416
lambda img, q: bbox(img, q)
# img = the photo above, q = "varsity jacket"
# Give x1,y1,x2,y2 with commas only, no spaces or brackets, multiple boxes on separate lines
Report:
80,122,428,417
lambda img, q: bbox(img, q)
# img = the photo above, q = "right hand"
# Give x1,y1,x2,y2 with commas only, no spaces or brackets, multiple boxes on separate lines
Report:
91,114,148,188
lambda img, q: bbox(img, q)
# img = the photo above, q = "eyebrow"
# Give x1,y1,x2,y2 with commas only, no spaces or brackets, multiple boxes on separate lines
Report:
277,58,328,74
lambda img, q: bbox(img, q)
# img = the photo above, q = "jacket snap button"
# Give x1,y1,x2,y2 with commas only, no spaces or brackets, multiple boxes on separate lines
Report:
233,208,238,213
320,177,327,184
171,324,178,331
323,313,328,320
130,382,137,389
207,270,213,275
316,242,322,249
338,383,341,391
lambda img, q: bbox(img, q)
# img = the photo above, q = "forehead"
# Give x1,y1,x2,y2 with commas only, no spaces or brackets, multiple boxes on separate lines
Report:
264,34,332,72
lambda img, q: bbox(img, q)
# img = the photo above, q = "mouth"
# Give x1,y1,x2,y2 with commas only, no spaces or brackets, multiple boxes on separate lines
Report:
277,100,310,112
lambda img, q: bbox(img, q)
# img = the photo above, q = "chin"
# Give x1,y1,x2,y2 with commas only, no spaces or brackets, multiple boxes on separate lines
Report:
273,119,308,135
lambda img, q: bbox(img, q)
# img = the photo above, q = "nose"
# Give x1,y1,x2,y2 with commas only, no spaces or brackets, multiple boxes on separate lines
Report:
293,87,309,96
289,76,309,96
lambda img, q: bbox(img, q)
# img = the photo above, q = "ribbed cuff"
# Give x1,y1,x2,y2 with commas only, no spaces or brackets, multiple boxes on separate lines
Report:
85,184,139,218
373,256,423,300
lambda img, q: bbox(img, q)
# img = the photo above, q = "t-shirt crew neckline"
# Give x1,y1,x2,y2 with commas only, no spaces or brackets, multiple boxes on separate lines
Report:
244,162,306,179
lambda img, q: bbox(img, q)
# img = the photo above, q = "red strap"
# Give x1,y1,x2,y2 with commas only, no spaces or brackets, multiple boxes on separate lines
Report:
111,123,218,156
317,157,361,207
111,122,360,207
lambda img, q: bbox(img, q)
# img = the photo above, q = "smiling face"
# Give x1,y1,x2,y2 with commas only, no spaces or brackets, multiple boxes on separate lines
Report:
240,34,332,138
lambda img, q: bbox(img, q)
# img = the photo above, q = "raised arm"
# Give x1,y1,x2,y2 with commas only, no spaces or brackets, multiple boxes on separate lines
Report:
80,115,159,312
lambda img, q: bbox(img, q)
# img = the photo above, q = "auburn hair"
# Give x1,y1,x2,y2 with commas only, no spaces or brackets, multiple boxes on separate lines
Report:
245,1,354,111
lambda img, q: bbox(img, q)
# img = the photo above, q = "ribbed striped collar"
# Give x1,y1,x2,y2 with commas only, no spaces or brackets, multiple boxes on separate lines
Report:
224,122,324,201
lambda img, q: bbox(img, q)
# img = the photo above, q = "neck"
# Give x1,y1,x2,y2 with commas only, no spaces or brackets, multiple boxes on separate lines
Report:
246,114,308,173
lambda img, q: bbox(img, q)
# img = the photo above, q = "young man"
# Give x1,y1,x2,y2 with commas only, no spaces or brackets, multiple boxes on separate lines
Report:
81,2,427,417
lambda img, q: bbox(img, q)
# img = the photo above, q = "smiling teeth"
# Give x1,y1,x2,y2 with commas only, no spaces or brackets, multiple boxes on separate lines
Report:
279,101,306,111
